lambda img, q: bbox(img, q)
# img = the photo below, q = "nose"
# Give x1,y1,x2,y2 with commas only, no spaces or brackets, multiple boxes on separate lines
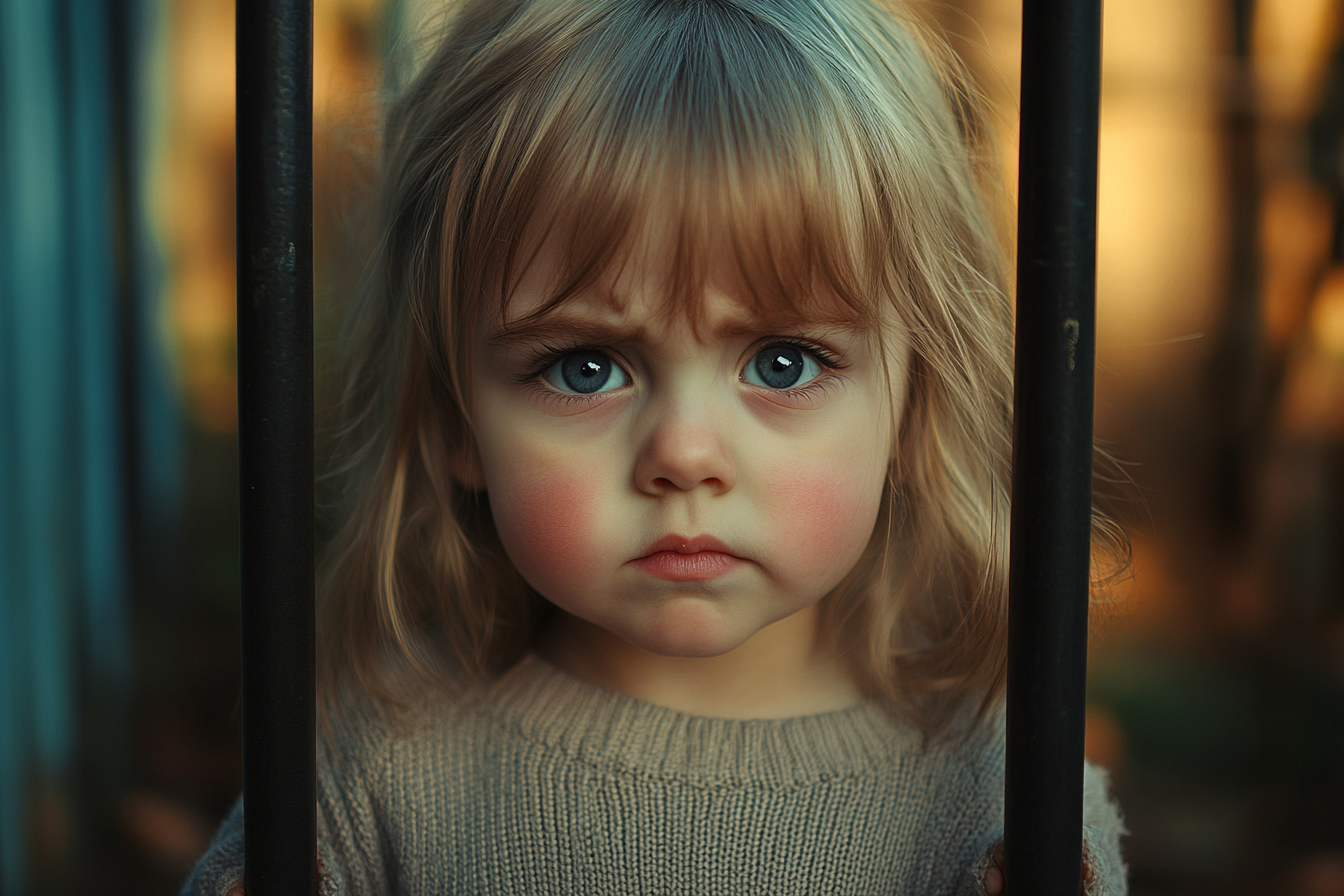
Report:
633,395,737,496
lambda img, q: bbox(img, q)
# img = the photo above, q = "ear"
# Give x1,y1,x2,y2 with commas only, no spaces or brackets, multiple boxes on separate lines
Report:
449,437,487,492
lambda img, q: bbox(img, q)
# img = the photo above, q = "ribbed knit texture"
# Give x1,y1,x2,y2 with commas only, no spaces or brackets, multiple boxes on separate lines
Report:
182,654,1127,895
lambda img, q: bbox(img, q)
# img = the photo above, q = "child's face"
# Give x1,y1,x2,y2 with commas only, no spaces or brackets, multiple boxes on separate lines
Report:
467,228,904,660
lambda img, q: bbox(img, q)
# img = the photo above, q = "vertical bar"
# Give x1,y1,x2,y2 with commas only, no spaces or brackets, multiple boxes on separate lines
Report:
236,0,315,893
1210,0,1259,536
1003,0,1101,895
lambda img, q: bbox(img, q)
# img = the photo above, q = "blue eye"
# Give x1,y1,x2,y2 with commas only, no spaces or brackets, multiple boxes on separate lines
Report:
743,344,823,390
541,350,628,395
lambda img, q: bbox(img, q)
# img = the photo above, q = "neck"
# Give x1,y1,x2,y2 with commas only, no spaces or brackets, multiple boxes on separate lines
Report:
535,603,862,719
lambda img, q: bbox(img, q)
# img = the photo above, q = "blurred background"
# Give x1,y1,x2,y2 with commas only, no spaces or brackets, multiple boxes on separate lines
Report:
1,0,1342,893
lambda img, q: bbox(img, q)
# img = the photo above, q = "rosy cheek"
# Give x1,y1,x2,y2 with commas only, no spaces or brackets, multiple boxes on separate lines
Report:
491,461,603,597
765,463,883,583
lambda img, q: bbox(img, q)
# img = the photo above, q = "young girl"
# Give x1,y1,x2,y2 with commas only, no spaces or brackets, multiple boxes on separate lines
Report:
186,0,1127,893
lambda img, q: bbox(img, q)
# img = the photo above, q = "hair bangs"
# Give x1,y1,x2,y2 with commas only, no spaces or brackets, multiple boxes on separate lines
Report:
460,0,893,337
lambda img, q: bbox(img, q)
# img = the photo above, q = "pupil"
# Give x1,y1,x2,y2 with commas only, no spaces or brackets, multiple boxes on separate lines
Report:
755,346,803,389
561,352,612,394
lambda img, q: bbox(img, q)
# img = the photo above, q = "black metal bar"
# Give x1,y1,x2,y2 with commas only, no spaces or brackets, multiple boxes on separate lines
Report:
236,0,315,892
1210,0,1260,537
1003,0,1101,894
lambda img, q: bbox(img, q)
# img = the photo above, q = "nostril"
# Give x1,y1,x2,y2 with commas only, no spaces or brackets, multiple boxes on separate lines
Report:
650,475,725,493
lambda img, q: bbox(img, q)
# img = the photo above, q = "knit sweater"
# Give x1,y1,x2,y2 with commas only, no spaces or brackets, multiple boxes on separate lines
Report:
182,653,1127,895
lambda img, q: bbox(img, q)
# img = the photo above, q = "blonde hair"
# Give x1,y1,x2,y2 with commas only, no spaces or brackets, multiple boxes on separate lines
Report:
320,0,1111,735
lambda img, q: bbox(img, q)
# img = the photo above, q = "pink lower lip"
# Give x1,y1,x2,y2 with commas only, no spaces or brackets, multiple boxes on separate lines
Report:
631,551,742,582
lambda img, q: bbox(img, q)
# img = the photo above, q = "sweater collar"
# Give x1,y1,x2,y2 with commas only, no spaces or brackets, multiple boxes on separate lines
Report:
468,653,920,786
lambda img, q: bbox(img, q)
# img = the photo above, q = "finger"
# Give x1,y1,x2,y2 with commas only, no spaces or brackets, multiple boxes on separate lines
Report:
226,888,245,896
984,844,1006,896
984,863,1004,896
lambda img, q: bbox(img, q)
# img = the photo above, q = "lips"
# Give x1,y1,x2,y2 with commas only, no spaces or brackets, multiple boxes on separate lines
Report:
631,534,744,582
639,534,736,556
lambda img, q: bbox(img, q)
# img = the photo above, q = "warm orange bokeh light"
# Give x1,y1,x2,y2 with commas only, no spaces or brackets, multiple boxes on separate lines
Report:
1313,267,1344,356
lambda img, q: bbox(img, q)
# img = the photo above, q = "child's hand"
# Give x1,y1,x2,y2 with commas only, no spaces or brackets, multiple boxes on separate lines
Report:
982,842,1095,896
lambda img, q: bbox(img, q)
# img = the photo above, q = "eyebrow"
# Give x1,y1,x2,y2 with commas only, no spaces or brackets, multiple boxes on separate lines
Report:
488,317,645,347
487,312,867,348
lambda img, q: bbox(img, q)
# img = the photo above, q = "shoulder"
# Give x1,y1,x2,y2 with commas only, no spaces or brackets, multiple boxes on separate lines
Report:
311,665,495,887
316,654,561,798
179,799,243,896
319,663,488,775
912,700,1008,793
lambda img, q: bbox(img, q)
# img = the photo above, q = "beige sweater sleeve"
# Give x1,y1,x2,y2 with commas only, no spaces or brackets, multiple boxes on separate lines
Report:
1082,761,1129,896
312,696,395,895
953,760,1128,896
179,696,394,896
178,798,244,896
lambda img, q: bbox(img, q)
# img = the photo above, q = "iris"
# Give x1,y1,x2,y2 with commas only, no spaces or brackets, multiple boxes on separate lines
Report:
545,350,626,395
747,345,820,390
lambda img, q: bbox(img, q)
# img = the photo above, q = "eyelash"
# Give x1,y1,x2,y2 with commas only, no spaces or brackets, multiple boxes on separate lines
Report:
513,339,847,402
770,340,845,372
746,340,846,402
513,342,610,384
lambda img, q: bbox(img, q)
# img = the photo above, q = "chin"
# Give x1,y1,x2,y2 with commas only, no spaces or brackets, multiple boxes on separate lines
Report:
626,600,755,658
